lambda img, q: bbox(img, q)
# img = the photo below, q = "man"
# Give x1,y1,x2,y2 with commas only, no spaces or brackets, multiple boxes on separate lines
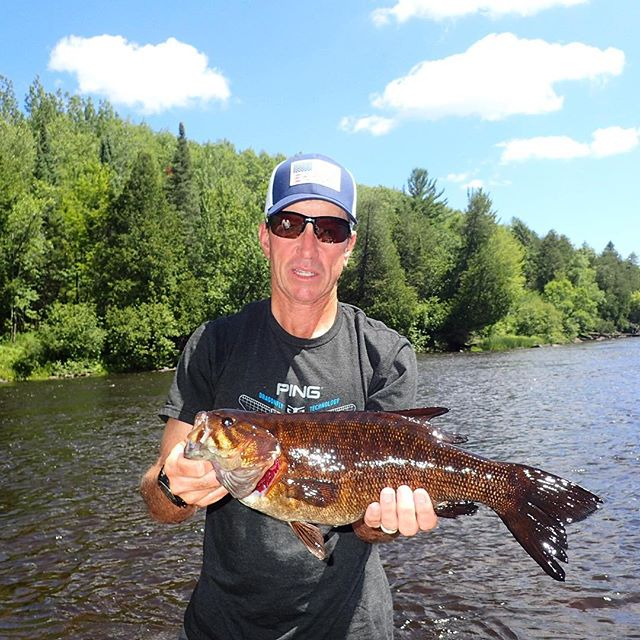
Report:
140,153,438,639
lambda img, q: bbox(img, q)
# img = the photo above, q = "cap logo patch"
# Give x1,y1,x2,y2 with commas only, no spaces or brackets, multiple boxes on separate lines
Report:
289,159,341,192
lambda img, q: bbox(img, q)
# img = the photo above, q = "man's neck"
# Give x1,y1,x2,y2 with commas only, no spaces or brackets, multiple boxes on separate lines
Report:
270,296,339,339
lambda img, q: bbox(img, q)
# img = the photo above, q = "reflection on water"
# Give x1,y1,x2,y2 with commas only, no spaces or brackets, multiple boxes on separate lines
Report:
1,339,639,639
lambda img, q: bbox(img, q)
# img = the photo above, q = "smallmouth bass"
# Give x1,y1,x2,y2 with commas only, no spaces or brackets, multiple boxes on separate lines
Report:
184,408,602,581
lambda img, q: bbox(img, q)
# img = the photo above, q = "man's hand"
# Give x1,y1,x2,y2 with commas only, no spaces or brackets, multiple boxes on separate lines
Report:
141,418,230,524
163,441,228,509
363,486,437,536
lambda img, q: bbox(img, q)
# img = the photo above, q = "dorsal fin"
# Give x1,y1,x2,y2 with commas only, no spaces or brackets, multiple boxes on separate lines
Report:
387,407,467,444
391,407,449,420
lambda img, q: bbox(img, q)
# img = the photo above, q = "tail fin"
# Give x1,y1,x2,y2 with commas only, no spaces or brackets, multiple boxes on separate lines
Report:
498,465,602,581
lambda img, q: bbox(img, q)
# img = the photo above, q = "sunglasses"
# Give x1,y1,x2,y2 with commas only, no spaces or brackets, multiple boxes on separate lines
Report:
267,210,352,244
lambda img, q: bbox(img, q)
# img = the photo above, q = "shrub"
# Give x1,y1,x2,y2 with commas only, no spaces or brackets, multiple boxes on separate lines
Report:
104,302,180,372
474,334,544,351
9,332,44,381
629,291,640,327
512,292,564,342
39,303,105,363
408,297,449,352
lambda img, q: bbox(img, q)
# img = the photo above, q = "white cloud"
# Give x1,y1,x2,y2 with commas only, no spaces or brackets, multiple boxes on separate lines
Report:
341,33,624,134
590,126,640,157
464,178,485,190
372,0,588,25
49,35,230,114
498,135,589,161
498,126,640,162
339,114,397,136
445,172,471,183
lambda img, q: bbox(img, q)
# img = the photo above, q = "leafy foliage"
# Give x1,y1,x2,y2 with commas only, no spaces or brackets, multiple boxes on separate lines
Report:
103,303,179,373
0,75,638,379
340,186,417,338
39,302,105,363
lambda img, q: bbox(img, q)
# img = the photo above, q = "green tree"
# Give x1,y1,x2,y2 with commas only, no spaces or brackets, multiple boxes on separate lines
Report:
543,264,603,338
441,191,524,348
628,291,640,327
509,290,564,341
340,186,417,338
192,174,270,322
0,75,22,124
595,242,640,329
406,167,448,221
166,122,200,242
39,301,105,364
510,217,541,289
0,91,41,337
93,151,184,313
25,78,64,184
535,230,575,290
104,302,179,372
34,108,111,311
0,192,48,338
394,171,459,301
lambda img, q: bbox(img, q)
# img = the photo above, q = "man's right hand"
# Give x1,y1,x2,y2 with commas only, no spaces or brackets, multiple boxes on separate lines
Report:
140,418,229,523
162,441,228,508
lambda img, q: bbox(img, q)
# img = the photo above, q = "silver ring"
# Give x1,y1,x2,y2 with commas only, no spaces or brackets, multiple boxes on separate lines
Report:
380,525,398,535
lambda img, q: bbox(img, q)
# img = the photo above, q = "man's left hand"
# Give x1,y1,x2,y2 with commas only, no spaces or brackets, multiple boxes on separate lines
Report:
364,485,438,536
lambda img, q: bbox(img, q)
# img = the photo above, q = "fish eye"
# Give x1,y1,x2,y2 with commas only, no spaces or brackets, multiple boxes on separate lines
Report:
222,417,234,428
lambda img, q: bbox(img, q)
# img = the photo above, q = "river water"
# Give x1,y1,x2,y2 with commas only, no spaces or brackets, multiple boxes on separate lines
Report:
1,339,638,639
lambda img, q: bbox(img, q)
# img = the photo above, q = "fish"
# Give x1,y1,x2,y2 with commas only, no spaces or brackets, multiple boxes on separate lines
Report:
183,407,602,581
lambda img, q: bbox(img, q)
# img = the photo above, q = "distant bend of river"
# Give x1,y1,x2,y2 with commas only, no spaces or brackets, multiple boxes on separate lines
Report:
1,338,639,639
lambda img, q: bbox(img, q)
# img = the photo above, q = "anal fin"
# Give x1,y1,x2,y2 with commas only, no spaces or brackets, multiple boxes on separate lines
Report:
434,500,479,518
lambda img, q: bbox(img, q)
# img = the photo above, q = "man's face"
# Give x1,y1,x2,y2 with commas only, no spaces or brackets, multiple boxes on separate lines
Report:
259,199,357,309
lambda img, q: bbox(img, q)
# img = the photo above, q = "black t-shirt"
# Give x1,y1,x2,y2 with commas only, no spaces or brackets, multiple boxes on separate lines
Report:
161,299,417,640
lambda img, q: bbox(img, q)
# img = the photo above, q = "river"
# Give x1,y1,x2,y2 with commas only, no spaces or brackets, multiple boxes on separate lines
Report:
1,339,638,639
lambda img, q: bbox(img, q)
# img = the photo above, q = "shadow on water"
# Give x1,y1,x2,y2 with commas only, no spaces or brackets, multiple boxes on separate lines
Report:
1,339,639,639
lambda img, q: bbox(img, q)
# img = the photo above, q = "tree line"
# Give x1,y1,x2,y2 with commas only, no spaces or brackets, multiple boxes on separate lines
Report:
1,76,639,381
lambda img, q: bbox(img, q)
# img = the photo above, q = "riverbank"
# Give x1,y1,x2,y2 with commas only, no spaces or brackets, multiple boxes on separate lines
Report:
2,330,637,384
470,329,638,352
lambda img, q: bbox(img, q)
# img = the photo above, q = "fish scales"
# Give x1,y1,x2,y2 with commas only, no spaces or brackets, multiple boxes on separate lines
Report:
255,413,511,524
184,408,602,581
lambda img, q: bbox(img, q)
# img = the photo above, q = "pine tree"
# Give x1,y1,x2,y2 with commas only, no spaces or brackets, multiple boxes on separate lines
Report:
340,186,417,337
94,151,183,312
166,122,199,243
441,190,523,348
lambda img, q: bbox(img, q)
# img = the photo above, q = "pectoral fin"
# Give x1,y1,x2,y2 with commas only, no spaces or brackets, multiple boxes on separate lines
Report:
290,521,327,560
284,478,339,507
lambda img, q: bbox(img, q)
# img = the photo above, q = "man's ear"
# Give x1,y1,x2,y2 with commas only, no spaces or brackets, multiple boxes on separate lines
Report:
343,232,357,264
258,222,270,260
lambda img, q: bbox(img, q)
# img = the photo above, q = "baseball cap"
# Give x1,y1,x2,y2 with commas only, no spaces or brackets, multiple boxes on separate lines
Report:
264,153,357,225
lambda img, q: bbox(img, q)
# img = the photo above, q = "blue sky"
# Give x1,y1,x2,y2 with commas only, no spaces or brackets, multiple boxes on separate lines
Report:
2,0,638,258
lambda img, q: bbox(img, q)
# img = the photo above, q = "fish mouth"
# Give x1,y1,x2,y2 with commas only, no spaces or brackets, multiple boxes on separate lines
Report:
184,440,205,459
184,439,244,469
